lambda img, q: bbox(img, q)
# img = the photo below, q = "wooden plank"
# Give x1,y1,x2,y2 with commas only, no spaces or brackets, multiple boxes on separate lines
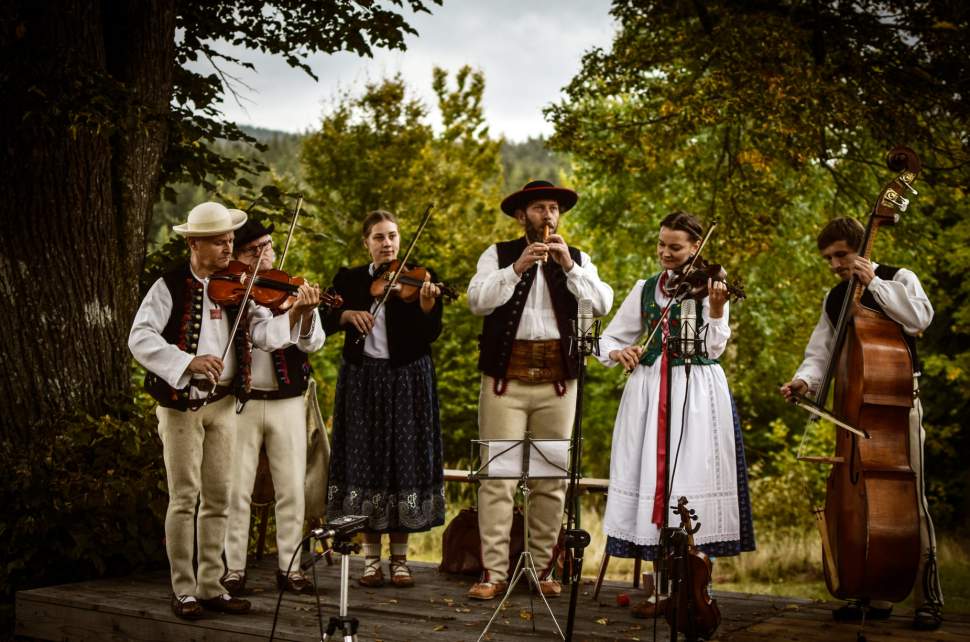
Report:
15,557,970,642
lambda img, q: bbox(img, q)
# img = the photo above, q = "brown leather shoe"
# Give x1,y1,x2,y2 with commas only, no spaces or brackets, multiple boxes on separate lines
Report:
537,579,562,597
631,597,668,619
198,593,252,615
467,581,509,600
389,556,415,588
277,570,317,594
171,594,204,620
358,558,385,587
221,570,246,596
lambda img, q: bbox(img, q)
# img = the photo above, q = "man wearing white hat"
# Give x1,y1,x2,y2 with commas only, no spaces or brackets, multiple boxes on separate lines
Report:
128,202,321,619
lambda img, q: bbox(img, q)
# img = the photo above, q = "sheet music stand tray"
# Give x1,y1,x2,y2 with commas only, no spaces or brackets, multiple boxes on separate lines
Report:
472,432,571,641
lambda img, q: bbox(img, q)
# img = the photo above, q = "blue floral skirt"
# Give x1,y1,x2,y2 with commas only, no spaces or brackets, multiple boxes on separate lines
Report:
326,354,445,533
605,394,756,560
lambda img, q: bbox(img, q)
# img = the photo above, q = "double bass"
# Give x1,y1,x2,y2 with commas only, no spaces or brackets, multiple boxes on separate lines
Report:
800,147,922,603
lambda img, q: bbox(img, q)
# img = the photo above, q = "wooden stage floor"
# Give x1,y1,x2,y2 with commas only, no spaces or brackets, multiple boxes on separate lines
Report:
15,557,970,641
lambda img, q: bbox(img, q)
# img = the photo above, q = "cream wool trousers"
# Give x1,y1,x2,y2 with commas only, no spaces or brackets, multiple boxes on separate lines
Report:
156,394,236,599
224,396,307,573
477,375,576,583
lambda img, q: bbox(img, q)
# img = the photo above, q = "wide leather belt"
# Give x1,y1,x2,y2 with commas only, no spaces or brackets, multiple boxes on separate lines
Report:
505,339,566,384
246,388,300,401
185,385,232,409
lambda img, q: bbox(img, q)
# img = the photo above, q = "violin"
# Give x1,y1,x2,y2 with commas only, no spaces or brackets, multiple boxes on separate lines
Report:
209,260,343,314
369,259,458,303
664,497,721,639
664,255,746,301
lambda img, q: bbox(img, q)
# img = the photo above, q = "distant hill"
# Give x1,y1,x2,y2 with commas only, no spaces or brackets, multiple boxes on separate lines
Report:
150,128,570,248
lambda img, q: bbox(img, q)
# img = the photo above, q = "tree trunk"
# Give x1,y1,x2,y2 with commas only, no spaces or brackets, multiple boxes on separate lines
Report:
0,0,175,438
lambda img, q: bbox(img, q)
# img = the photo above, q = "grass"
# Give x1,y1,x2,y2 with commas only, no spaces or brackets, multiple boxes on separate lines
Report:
400,497,970,613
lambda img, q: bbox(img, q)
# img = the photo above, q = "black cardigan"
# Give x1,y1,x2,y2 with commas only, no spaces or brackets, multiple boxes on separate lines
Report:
324,264,443,366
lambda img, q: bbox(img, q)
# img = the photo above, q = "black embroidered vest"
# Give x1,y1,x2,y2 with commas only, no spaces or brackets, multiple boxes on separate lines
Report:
824,264,921,373
477,237,583,380
143,264,249,410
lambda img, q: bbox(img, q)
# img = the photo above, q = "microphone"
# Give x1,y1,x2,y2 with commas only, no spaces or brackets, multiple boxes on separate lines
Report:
577,298,594,337
681,298,697,357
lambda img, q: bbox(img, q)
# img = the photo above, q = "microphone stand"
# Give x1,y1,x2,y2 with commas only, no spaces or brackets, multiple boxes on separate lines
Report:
655,295,708,642
563,313,601,641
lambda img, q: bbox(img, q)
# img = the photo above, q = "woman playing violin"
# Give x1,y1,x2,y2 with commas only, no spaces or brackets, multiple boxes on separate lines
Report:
597,211,755,618
324,209,445,589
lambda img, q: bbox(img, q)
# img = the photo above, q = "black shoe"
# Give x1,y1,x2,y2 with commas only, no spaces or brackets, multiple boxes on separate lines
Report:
832,601,865,622
221,571,246,597
833,601,892,623
170,594,204,620
198,593,252,614
277,569,318,594
913,606,943,631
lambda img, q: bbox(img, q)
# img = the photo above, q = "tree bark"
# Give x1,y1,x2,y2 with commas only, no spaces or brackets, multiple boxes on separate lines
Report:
0,0,175,438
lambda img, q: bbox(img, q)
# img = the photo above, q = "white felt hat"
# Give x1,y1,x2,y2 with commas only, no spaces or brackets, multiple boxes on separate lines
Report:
172,202,247,237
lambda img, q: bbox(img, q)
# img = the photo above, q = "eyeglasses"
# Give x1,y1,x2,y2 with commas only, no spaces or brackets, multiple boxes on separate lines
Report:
239,240,273,257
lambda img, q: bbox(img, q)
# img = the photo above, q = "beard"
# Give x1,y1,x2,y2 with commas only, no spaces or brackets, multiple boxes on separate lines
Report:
525,219,556,243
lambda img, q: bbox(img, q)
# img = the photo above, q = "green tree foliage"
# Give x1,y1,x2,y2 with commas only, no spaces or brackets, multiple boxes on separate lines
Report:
297,67,506,464
546,0,970,527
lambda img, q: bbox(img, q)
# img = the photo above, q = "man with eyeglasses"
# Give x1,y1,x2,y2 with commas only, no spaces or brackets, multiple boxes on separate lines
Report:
466,180,613,600
221,218,327,597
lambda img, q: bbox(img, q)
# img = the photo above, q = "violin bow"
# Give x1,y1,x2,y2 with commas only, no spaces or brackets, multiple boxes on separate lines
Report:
277,194,303,271
630,220,720,357
195,244,269,411
364,203,435,328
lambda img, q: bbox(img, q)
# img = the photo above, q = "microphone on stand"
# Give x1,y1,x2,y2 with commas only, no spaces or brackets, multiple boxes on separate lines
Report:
680,298,697,357
577,298,594,337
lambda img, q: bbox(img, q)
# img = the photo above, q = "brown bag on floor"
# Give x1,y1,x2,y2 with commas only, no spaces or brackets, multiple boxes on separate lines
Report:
439,507,524,577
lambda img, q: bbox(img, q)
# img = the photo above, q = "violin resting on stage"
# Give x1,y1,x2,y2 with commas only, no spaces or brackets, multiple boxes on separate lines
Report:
664,497,721,640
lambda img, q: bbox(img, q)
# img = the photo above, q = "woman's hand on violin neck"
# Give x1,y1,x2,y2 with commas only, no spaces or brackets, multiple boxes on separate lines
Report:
610,346,643,371
341,309,375,335
544,234,574,271
187,355,224,385
707,278,728,318
419,280,440,314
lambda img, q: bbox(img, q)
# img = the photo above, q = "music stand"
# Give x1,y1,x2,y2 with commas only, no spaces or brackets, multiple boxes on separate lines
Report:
472,433,571,641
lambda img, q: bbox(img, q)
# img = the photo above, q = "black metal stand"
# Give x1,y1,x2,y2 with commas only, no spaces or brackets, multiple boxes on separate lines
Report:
477,433,566,641
563,315,601,641
322,538,362,642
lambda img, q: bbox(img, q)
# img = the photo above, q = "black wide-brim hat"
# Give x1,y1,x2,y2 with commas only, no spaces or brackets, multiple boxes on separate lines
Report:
234,218,275,248
500,180,579,217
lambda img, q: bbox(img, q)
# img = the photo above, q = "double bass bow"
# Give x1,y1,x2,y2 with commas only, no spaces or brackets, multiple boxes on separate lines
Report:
795,146,923,604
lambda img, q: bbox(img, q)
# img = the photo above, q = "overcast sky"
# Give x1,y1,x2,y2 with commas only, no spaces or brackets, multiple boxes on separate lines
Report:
198,1,617,142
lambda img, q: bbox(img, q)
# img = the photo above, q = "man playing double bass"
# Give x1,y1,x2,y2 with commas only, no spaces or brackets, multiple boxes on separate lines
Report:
128,202,320,620
780,217,942,631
